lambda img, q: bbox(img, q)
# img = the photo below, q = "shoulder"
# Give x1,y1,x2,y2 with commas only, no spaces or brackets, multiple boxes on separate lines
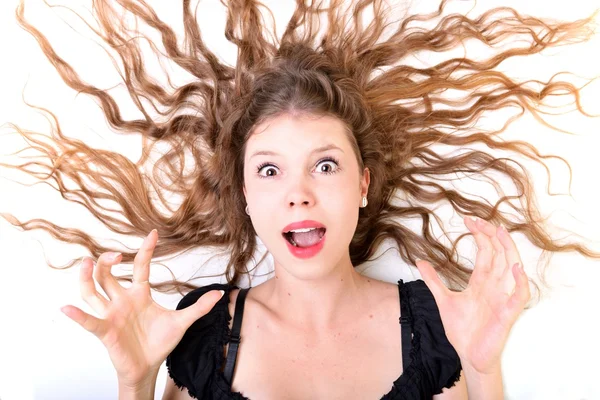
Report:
167,282,238,399
362,277,401,310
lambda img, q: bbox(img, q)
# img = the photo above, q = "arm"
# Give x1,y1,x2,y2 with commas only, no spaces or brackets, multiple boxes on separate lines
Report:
60,230,224,400
418,217,530,400
462,363,503,400
118,370,159,400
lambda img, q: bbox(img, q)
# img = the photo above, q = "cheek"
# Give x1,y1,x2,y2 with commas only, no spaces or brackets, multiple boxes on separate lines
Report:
326,176,360,202
325,183,360,221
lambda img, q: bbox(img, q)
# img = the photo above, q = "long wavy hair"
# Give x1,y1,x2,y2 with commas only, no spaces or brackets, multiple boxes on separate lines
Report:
2,0,599,299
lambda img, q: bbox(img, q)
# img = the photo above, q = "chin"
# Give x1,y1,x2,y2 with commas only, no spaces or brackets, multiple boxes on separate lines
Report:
272,247,349,282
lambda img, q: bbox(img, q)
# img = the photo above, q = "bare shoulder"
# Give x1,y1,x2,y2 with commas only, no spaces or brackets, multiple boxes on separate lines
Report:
358,277,402,324
363,277,400,303
363,277,399,291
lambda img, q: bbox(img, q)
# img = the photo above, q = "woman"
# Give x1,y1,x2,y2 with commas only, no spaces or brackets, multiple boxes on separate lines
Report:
1,0,598,398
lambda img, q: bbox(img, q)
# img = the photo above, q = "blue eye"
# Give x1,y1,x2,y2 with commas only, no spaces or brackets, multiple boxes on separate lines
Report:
256,157,341,179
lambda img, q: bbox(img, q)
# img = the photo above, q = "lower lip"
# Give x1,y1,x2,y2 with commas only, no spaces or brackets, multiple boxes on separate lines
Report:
284,232,326,259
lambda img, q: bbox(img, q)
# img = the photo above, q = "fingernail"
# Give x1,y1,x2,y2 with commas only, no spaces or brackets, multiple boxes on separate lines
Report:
111,252,122,261
219,290,225,297
470,216,478,222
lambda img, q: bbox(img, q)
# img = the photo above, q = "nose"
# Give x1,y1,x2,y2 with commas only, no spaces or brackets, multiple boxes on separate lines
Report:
289,199,311,208
285,175,316,210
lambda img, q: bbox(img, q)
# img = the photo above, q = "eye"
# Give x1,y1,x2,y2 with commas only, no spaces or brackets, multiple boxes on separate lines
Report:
315,157,340,175
256,156,341,179
256,163,278,178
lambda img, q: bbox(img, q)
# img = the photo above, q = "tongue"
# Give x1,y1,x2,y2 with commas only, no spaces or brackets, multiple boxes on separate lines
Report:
291,229,322,247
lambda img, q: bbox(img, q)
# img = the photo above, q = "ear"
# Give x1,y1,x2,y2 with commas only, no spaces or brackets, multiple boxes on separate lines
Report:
361,167,370,197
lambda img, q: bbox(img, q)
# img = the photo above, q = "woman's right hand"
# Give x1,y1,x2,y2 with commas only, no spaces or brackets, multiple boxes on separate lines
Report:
60,229,224,389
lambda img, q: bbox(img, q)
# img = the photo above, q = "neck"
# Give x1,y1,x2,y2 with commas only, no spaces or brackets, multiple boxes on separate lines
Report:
261,255,368,331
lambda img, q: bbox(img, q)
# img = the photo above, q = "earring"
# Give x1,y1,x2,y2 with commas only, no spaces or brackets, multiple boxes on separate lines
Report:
245,205,250,215
362,196,368,207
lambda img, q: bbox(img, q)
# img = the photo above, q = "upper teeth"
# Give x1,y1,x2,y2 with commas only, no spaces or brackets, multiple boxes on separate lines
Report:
288,227,318,233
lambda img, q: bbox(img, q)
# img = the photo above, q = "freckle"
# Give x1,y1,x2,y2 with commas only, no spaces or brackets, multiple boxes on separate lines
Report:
287,292,291,296
369,314,373,319
367,279,371,283
341,278,344,282
256,325,260,328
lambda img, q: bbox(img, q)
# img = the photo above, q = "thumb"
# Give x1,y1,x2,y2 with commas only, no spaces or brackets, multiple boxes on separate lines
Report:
176,289,225,329
415,259,447,302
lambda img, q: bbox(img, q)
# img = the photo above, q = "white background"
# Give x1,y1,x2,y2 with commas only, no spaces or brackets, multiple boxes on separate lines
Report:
1,0,599,399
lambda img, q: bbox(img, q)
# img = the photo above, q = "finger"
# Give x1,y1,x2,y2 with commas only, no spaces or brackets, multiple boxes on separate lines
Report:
93,252,125,300
80,257,109,315
465,218,494,279
60,304,107,339
489,230,507,280
133,229,157,285
474,217,500,237
415,259,448,302
477,218,512,279
506,263,530,318
174,289,225,330
496,224,523,278
475,219,505,255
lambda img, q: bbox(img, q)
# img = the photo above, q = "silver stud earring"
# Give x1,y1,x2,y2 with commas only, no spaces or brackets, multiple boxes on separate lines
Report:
362,196,368,207
245,205,250,215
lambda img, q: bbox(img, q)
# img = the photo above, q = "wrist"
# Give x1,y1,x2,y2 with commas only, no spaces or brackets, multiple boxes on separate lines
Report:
461,362,504,400
462,361,502,376
118,371,159,400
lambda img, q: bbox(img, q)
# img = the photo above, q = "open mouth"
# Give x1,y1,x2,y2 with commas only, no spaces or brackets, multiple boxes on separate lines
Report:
282,228,326,247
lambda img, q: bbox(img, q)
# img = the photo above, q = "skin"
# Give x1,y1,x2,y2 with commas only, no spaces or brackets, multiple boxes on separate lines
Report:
61,112,530,400
241,113,372,330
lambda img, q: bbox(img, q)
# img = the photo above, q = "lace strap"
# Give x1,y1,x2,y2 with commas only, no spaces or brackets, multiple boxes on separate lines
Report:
398,279,413,370
224,287,250,385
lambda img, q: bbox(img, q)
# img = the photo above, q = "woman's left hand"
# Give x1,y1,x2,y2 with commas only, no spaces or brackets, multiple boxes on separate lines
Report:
415,216,531,374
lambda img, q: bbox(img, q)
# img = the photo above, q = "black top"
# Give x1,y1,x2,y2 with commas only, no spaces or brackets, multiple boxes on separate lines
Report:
166,279,462,400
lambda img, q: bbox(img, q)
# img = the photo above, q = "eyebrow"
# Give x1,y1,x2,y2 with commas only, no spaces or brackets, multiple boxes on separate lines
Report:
250,143,344,160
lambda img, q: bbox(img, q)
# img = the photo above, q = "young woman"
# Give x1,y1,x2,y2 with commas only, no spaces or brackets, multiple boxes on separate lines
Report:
66,113,529,399
2,0,598,398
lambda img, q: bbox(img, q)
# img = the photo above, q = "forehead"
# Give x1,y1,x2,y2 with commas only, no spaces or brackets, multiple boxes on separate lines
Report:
245,114,350,157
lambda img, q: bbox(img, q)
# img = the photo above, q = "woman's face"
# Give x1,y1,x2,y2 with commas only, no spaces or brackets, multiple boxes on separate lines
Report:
243,113,370,280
